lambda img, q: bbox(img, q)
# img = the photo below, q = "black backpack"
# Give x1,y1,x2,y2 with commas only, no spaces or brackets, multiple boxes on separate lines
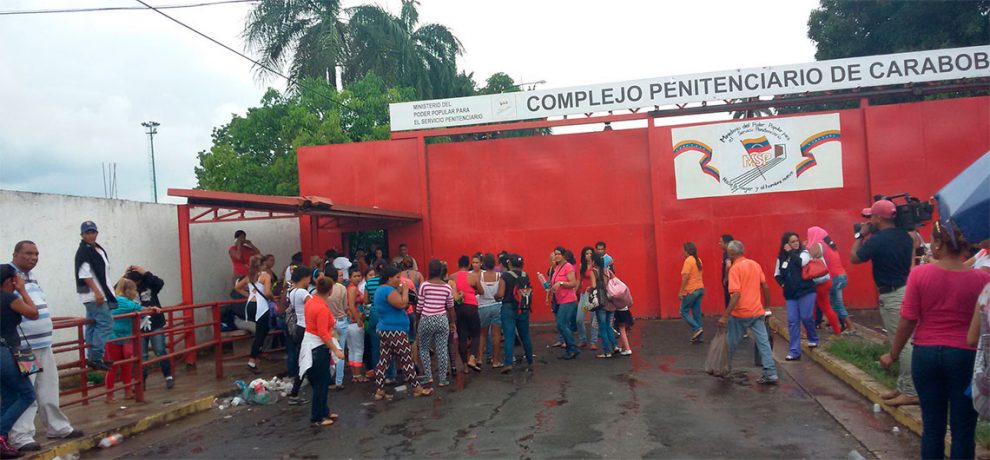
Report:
504,270,533,312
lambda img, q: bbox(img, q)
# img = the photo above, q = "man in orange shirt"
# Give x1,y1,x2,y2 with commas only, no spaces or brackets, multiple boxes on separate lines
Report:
718,240,778,385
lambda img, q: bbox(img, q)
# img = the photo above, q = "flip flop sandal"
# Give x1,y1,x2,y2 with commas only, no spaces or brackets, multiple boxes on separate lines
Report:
491,362,504,369
374,390,393,401
414,387,434,397
468,363,482,372
329,413,339,420
312,418,335,427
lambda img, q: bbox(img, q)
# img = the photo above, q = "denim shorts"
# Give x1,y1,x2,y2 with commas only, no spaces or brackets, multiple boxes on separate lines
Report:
479,303,502,327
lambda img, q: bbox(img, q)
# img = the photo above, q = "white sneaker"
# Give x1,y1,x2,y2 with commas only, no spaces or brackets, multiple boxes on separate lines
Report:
620,349,632,356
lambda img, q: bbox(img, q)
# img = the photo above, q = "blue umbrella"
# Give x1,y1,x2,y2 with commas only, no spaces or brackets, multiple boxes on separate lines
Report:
934,150,990,244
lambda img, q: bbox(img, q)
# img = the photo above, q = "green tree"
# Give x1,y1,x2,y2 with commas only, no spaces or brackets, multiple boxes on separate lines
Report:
194,74,413,195
243,0,464,99
808,0,989,60
345,0,463,98
777,0,990,114
243,0,347,87
478,72,517,94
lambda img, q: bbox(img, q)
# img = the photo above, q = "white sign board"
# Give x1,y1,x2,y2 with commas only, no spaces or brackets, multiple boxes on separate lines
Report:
671,113,843,199
390,45,989,131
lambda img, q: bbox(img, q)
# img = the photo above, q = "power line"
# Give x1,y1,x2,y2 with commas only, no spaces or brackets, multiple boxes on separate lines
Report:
132,0,357,112
0,0,260,16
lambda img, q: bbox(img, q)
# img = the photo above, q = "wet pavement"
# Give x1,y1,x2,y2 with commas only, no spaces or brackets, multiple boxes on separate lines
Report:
84,318,918,459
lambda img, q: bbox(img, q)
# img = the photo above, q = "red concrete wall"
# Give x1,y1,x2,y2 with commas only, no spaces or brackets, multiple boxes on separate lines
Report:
426,129,659,322
298,140,428,263
649,109,874,317
296,96,990,319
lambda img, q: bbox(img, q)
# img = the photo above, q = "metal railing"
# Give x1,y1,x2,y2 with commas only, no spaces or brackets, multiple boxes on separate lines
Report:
50,300,283,406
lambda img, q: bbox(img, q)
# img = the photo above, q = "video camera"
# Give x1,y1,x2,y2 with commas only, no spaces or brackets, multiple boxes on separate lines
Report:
871,193,935,230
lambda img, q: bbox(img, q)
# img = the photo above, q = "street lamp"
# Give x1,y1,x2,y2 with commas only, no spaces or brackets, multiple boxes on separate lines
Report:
513,80,547,91
141,121,160,203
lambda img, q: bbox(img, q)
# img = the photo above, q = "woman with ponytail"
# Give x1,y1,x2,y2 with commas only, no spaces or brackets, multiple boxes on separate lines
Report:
678,242,706,343
234,254,273,374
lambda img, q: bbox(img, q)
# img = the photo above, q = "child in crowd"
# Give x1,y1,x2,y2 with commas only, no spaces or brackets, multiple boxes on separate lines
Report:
106,279,159,403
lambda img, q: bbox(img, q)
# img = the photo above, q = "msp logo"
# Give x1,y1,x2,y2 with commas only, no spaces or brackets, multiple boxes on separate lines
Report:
671,113,843,199
494,95,515,117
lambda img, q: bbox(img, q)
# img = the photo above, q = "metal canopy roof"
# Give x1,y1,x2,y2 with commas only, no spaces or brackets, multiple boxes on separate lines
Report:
167,188,421,226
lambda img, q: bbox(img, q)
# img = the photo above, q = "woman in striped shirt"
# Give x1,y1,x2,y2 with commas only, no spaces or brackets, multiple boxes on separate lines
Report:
416,260,456,387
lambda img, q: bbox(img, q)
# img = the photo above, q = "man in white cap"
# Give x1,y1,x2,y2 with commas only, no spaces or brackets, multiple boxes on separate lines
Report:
851,199,918,406
74,220,115,371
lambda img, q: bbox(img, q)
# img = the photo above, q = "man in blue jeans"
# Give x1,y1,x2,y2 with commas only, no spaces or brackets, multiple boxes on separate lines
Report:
73,221,115,371
719,240,778,385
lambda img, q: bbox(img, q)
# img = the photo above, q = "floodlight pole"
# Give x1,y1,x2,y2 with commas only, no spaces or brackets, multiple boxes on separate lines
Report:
141,121,160,203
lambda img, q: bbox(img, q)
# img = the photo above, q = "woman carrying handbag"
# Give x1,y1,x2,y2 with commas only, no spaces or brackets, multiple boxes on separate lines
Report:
0,264,40,459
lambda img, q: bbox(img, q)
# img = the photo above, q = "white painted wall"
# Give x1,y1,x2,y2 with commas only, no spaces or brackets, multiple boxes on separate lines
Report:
0,190,301,351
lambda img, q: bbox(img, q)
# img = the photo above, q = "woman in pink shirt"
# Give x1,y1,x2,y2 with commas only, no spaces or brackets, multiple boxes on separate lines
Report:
549,246,580,359
881,222,990,459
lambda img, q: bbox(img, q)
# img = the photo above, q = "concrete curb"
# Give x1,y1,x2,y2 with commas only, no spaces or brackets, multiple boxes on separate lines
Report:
766,316,924,436
33,390,235,460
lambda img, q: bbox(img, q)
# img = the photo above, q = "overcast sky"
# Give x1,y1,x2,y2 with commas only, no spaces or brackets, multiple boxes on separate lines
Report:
0,0,819,203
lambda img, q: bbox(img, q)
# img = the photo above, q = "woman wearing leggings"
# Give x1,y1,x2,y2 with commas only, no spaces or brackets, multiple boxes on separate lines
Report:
454,256,483,373
372,266,431,400
234,255,272,374
416,260,456,387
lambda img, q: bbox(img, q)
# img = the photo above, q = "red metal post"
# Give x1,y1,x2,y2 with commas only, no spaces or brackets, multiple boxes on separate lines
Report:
644,117,668,317
213,302,224,379
415,135,433,258
166,308,175,377
77,324,88,406
133,315,144,402
178,204,197,366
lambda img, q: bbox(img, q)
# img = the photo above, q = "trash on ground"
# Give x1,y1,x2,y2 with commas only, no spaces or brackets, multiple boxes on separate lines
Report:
232,378,279,405
98,433,124,448
872,403,881,413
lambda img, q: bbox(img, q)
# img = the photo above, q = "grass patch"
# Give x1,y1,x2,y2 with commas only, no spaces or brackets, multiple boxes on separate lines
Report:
825,336,898,389
826,337,990,450
979,421,990,450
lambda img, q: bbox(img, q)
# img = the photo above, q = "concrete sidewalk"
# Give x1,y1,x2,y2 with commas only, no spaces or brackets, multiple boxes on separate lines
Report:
765,305,984,458
32,351,288,460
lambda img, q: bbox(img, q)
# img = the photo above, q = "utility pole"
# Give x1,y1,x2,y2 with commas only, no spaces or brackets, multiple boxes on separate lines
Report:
141,121,160,203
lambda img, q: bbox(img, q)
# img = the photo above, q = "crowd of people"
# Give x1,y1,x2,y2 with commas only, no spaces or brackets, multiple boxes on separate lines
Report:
1,202,989,458
220,237,639,427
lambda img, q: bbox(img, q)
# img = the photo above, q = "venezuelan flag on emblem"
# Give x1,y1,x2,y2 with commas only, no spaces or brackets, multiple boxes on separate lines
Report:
740,135,772,155
674,140,720,181
796,130,841,177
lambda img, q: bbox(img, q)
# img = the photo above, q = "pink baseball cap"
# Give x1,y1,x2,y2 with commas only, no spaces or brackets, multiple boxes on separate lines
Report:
862,200,896,219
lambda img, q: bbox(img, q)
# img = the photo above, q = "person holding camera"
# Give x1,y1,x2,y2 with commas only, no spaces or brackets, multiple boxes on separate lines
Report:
851,199,918,406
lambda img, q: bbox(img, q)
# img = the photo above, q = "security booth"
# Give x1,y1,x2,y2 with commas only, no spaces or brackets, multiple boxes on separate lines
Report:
167,188,421,356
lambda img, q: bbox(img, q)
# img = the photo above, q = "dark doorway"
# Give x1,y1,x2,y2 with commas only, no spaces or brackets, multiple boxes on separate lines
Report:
343,229,389,261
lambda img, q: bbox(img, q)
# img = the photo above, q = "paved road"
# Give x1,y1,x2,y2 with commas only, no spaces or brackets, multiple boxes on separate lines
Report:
87,318,918,459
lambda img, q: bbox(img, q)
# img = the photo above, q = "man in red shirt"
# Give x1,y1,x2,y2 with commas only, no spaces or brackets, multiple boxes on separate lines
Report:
719,240,778,385
228,230,260,283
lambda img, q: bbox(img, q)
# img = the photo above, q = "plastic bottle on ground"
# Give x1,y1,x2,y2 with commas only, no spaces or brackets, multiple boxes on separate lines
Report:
98,434,124,448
